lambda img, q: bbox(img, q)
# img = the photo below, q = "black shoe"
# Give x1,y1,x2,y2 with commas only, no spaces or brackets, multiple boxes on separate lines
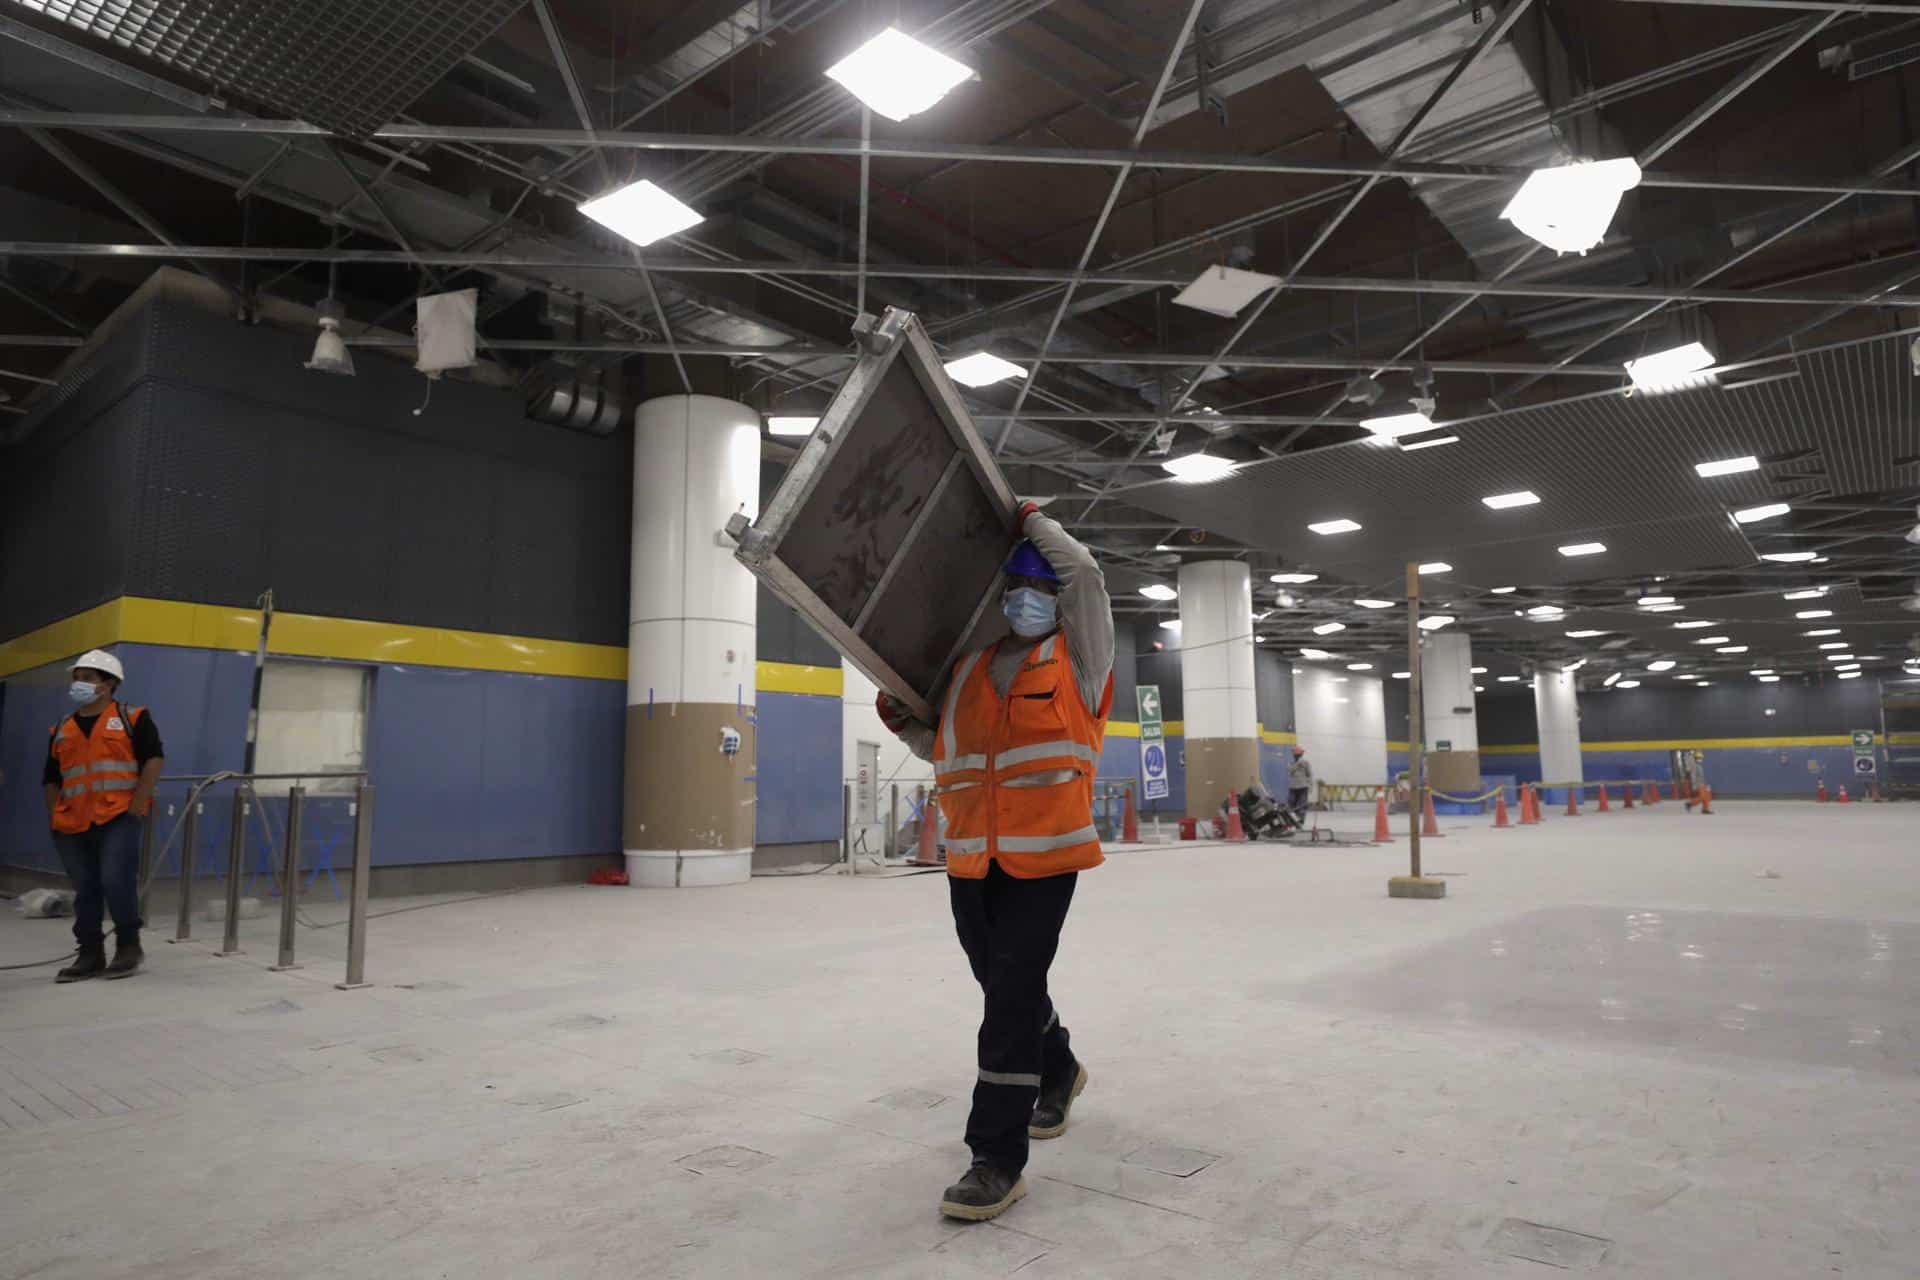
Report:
56,947,107,984
939,1163,1027,1222
104,938,144,980
1030,1061,1089,1139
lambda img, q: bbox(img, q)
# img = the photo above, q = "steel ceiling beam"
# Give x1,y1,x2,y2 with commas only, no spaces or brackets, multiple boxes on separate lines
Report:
997,0,1216,453
1495,130,1920,406
1613,0,1920,12
7,113,1920,203
328,333,1629,376
10,241,1919,309
1078,0,1542,520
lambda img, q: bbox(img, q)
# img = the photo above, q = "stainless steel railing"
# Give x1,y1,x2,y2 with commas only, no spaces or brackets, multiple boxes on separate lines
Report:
150,771,374,989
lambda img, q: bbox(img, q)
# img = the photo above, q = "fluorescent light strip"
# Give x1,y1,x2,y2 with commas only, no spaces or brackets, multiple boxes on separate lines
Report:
1481,490,1541,509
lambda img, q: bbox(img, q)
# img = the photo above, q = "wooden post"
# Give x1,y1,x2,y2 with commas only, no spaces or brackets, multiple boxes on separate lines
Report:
1391,562,1444,899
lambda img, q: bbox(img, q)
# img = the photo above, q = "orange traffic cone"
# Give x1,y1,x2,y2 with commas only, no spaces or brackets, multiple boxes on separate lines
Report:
1373,791,1394,841
1622,779,1635,809
1670,779,1683,803
1816,779,1828,803
1519,783,1539,825
1493,789,1512,828
1123,784,1139,843
1697,785,1713,815
1224,790,1245,840
914,789,941,866
1564,785,1581,817
1643,779,1657,806
1596,782,1611,812
1421,789,1440,836
1837,785,1850,804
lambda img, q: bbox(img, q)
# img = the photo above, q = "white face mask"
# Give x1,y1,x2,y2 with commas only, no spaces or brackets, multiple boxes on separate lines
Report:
69,681,104,706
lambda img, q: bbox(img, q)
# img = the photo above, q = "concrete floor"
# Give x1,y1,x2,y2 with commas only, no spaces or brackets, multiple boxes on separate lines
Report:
1,800,1916,1278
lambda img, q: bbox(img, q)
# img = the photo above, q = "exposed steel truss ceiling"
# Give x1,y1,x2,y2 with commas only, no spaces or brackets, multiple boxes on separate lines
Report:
0,0,1916,678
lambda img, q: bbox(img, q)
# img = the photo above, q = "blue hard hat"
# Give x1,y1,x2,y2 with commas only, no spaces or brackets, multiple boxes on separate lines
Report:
1002,539,1061,583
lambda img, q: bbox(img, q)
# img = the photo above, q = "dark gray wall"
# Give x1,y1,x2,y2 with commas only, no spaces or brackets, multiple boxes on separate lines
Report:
1474,676,1883,745
3,298,632,645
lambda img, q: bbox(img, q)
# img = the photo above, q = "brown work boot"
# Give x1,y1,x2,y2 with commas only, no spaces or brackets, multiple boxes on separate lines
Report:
939,1163,1027,1221
1029,1061,1088,1139
56,946,107,983
103,937,144,980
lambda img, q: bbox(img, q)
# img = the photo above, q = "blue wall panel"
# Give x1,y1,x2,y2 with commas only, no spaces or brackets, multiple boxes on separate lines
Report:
754,691,842,845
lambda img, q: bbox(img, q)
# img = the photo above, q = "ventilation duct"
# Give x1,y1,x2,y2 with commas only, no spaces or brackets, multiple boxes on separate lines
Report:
527,373,625,435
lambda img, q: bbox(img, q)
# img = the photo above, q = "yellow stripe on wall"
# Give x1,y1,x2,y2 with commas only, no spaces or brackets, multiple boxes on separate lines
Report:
1,596,870,693
756,661,842,697
1106,721,1141,738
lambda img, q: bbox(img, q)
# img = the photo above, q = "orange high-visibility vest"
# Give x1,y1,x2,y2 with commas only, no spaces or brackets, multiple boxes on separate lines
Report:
48,701,147,834
931,633,1112,880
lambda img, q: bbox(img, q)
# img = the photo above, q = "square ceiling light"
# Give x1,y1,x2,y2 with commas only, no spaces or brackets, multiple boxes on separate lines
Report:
1693,636,1731,645
1806,628,1841,636
1172,265,1281,318
1308,518,1361,535
1695,455,1759,478
1615,679,1642,689
1839,671,1864,679
1139,584,1178,601
1566,629,1606,638
1363,410,1434,442
1482,490,1541,509
1733,502,1790,524
1490,586,1517,594
1559,542,1607,556
1161,453,1238,484
1818,642,1850,650
1796,609,1833,619
826,28,973,122
1674,620,1713,629
1761,551,1818,563
1642,603,1684,613
579,179,704,247
1417,562,1452,574
944,351,1025,387
1625,341,1716,394
1271,572,1319,584
1784,588,1828,600
1716,645,1750,654
1398,427,1460,452
1499,157,1642,255
1418,615,1454,631
1312,622,1346,635
767,415,819,437
1647,660,1676,672
1300,647,1334,660
1354,598,1394,609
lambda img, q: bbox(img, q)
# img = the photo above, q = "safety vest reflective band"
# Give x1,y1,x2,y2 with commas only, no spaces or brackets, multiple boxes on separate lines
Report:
48,702,146,835
930,633,1113,880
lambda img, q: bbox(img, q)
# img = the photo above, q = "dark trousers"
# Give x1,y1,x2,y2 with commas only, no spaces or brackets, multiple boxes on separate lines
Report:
1288,786,1309,811
52,813,143,950
949,861,1078,1175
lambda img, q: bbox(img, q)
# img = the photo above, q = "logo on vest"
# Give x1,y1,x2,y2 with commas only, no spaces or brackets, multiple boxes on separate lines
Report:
107,717,125,732
1020,658,1059,674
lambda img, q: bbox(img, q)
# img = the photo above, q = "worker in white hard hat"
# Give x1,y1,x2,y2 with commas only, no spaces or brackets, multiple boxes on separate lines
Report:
42,648,164,981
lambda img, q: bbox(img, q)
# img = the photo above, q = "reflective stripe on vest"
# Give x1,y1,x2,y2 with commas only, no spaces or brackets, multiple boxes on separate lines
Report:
49,702,143,834
930,632,1109,877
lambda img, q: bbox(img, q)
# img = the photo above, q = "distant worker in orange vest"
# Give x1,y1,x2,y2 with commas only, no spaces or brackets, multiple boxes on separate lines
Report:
877,501,1113,1222
43,649,165,982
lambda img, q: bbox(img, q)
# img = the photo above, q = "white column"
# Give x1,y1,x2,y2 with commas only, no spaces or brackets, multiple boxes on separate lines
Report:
1177,560,1258,817
1533,668,1584,789
1421,632,1479,751
625,395,762,887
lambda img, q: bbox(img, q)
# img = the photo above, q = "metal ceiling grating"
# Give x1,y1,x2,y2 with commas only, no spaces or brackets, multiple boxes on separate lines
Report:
1121,333,1920,589
5,0,525,136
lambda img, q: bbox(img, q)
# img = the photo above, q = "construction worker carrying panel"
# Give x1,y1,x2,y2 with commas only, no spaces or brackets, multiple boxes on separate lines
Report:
42,649,165,981
876,502,1113,1223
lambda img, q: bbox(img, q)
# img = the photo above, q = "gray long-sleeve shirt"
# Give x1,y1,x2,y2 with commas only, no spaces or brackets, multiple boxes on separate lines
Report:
1288,755,1313,789
889,512,1113,762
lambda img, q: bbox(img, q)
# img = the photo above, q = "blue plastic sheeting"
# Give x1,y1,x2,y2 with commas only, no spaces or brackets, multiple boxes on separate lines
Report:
754,691,842,845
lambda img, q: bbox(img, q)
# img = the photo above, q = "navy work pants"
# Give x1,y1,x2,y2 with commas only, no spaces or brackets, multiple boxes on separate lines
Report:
949,860,1079,1175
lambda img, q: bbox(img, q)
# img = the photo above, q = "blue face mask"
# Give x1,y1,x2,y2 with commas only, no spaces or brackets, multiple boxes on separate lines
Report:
69,681,103,706
1003,587,1058,638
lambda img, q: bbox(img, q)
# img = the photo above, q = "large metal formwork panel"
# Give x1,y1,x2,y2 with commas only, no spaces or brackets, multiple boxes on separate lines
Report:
730,309,1020,724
